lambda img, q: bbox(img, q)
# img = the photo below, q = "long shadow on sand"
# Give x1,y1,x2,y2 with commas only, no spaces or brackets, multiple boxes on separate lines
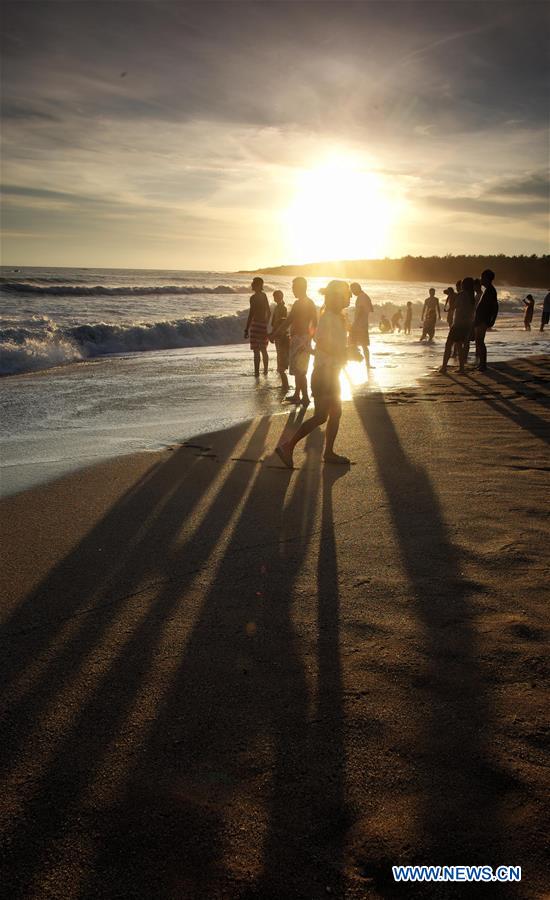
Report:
82,426,349,899
0,419,266,896
352,391,521,881
1,411,350,898
448,367,550,446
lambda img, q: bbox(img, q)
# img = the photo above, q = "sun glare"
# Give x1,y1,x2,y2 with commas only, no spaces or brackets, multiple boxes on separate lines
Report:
284,154,398,264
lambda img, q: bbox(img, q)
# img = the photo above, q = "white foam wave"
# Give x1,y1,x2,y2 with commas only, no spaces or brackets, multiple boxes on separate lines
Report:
0,311,248,376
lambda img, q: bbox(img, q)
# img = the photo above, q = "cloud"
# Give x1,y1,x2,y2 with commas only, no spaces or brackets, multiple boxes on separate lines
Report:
1,1,548,265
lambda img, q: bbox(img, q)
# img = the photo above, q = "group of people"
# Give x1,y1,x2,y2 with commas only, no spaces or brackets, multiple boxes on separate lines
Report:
523,292,550,332
439,270,499,374
244,272,548,466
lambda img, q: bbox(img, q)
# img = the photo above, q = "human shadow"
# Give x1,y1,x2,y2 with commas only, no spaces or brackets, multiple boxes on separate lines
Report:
352,392,520,879
0,418,270,897
82,423,349,897
449,370,550,446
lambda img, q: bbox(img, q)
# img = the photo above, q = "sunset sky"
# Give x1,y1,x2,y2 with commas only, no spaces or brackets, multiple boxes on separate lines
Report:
1,0,548,270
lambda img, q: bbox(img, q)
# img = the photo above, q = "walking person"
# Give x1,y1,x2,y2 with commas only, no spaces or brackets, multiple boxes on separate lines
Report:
349,281,374,367
244,276,271,377
522,294,535,331
420,288,441,341
440,277,476,374
271,276,318,405
275,280,351,468
474,269,499,372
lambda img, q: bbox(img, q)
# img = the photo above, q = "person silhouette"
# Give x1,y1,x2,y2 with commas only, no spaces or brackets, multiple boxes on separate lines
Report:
403,301,413,334
540,291,550,332
275,280,351,467
474,269,499,372
420,288,441,341
522,295,535,331
349,281,374,367
270,290,290,390
244,276,270,377
271,276,318,405
440,277,476,374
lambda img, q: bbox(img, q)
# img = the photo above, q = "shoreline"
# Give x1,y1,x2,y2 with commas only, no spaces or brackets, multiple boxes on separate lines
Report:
1,355,549,898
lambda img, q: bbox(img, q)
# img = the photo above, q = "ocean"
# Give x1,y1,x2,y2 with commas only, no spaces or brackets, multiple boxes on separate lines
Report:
1,266,548,497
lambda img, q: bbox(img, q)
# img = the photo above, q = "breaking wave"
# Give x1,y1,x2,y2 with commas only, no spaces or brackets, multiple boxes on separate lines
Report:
0,311,248,376
0,280,250,297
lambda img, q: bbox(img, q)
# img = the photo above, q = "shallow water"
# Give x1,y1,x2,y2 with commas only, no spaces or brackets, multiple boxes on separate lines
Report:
1,321,548,498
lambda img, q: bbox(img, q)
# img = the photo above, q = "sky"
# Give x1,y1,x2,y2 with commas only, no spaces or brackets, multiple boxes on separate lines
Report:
1,0,549,270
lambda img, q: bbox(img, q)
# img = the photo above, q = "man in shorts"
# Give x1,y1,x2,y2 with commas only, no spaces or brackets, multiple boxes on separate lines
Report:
271,276,318,405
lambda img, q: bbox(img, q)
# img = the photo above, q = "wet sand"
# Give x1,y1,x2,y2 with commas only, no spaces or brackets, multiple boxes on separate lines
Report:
1,356,549,898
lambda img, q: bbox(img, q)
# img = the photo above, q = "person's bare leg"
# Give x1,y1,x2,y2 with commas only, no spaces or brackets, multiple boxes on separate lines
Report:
362,345,370,368
296,372,309,405
476,326,488,370
458,341,467,373
280,371,289,392
276,401,329,467
324,401,348,463
261,347,269,375
253,349,260,377
440,335,454,373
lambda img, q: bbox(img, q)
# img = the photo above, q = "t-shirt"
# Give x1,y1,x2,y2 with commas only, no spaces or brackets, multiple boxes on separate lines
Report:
314,311,347,369
453,290,476,326
475,284,498,326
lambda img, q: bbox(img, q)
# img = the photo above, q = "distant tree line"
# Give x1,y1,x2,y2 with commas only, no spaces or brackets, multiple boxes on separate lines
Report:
243,255,550,289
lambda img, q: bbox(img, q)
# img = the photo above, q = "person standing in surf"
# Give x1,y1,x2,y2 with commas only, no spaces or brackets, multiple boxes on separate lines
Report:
420,288,441,341
271,276,318,405
244,276,271,377
275,280,351,468
270,289,290,392
522,294,535,331
349,281,374,367
474,269,499,372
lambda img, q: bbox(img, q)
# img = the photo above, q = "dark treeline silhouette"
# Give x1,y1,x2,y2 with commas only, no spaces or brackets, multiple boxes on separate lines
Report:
244,254,550,289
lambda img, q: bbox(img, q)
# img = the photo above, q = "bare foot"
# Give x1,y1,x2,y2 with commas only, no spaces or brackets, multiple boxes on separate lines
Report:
275,443,294,468
284,395,300,404
323,452,350,465
438,367,448,375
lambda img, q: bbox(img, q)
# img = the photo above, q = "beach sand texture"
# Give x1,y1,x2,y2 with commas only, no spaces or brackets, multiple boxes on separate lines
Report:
1,357,549,898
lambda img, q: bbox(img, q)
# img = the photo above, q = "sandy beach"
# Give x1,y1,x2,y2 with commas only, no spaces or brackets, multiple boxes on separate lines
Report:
1,356,548,898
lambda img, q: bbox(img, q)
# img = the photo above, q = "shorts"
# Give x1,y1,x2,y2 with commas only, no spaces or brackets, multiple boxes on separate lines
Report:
311,365,341,404
289,334,311,376
249,321,268,350
448,323,471,343
275,336,289,373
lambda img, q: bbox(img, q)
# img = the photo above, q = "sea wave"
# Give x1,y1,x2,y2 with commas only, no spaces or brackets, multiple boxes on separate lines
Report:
0,281,251,297
0,311,248,376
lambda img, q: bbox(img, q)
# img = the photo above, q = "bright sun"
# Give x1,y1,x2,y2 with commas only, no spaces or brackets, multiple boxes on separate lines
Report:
284,153,398,263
